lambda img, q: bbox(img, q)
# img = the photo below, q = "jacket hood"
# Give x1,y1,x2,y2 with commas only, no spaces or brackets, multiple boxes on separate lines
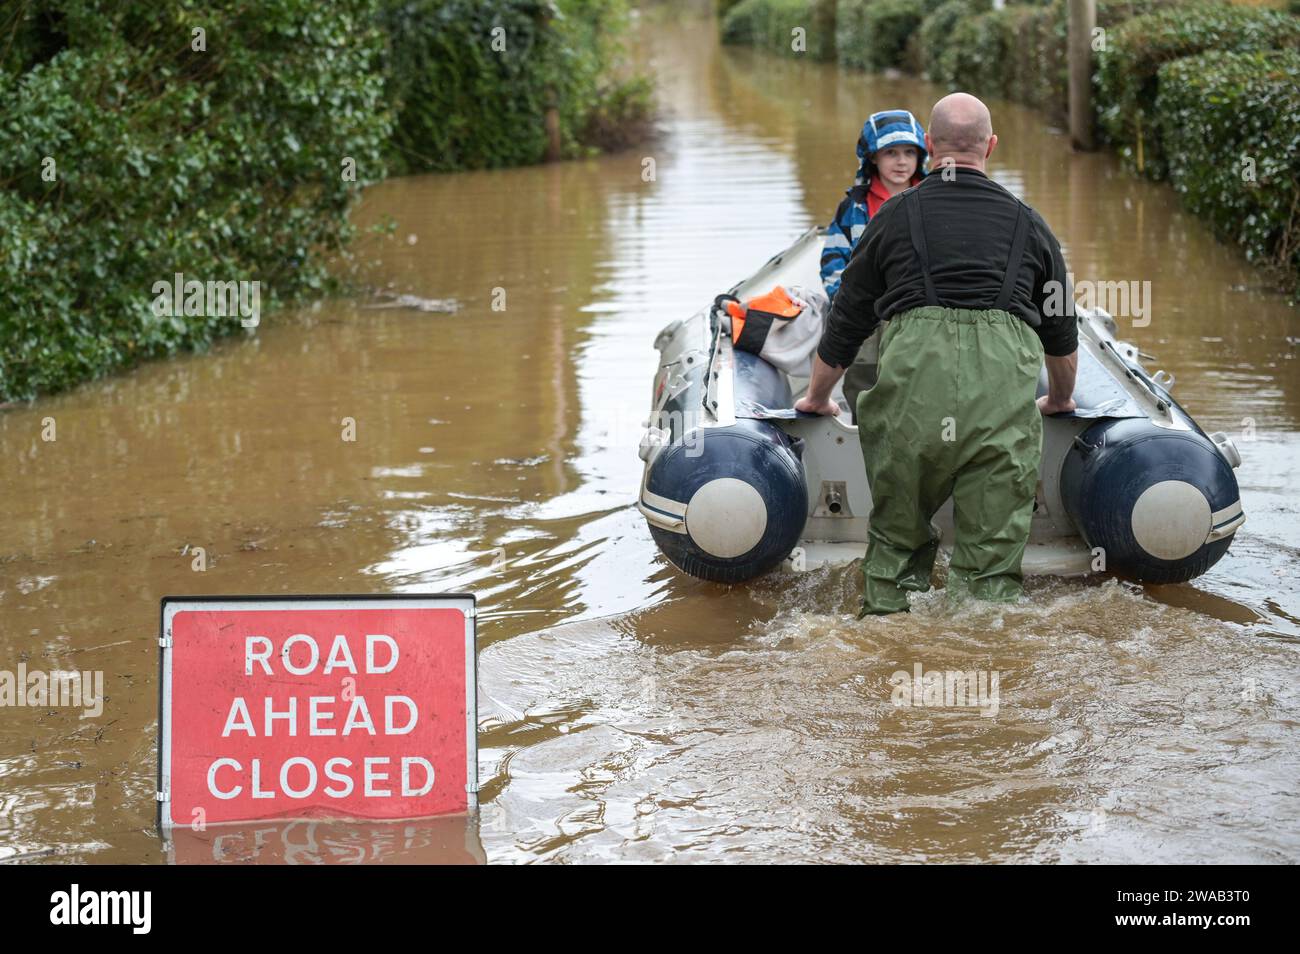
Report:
853,109,928,186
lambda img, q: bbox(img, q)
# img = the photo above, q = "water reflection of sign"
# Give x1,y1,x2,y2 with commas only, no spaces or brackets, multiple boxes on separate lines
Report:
166,817,486,865
158,595,476,830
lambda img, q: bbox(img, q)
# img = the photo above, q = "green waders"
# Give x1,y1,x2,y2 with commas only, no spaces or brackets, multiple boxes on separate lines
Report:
854,188,1044,616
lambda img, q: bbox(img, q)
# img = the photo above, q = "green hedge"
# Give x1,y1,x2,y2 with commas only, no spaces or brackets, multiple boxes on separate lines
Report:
835,0,873,69
921,1,1187,122
1098,2,1300,178
917,0,989,84
721,0,837,61
838,0,926,72
932,3,1011,98
1158,50,1300,296
381,0,649,174
0,0,391,402
0,0,651,401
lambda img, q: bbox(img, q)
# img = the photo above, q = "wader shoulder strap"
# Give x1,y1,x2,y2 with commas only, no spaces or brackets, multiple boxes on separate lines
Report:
902,188,939,307
993,202,1031,312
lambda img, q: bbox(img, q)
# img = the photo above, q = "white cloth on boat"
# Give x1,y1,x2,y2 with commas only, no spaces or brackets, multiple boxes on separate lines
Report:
756,283,827,378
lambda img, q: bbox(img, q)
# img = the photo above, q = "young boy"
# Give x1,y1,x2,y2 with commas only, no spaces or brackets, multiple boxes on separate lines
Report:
819,109,927,417
821,109,928,301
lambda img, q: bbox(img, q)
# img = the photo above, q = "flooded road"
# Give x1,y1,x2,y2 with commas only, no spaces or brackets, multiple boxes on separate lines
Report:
2,2,1297,863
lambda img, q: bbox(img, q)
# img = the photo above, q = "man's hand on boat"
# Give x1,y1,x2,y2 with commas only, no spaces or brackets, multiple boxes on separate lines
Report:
794,353,844,416
1036,394,1077,415
1037,351,1079,415
794,394,841,416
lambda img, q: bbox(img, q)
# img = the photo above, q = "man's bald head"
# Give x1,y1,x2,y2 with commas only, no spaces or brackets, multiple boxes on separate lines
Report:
926,93,997,169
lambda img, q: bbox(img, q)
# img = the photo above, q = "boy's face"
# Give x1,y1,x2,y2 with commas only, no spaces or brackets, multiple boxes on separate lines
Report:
875,145,919,187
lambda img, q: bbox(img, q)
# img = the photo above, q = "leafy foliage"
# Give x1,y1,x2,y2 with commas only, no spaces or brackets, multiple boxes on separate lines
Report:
916,0,989,85
920,0,1186,120
837,0,927,72
1097,2,1300,178
721,0,837,61
1157,50,1300,296
0,0,651,400
0,0,392,401
380,0,650,174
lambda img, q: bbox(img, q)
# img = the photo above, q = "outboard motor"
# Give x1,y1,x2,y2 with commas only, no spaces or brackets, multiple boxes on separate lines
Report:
1059,417,1244,583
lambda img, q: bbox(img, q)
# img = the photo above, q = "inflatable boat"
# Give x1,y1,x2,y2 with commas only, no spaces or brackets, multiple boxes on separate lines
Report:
637,227,1245,584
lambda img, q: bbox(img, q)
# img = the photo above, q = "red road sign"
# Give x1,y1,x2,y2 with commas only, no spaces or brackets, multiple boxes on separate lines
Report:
158,595,476,830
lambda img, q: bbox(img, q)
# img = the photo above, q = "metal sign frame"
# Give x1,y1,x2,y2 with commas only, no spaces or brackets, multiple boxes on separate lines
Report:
156,593,477,832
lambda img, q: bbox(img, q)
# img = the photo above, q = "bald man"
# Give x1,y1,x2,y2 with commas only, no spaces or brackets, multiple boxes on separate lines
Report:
795,93,1078,615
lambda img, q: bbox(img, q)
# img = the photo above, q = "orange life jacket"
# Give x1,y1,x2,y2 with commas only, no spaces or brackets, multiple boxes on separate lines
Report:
721,286,803,353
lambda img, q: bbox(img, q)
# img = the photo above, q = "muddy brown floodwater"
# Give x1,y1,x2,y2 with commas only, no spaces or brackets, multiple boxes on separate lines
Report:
2,4,1297,864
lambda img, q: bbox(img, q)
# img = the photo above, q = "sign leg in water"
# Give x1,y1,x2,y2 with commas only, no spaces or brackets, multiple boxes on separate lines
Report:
158,595,476,830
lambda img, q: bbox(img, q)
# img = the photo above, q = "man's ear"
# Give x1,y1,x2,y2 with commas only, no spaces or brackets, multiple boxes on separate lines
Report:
985,133,998,160
925,132,934,156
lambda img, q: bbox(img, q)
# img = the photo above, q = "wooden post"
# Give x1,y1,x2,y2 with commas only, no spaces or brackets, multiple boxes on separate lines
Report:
538,4,562,162
544,92,562,162
1068,0,1096,151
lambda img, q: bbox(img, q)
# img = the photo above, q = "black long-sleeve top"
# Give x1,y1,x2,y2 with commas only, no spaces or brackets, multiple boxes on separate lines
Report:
816,167,1078,367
